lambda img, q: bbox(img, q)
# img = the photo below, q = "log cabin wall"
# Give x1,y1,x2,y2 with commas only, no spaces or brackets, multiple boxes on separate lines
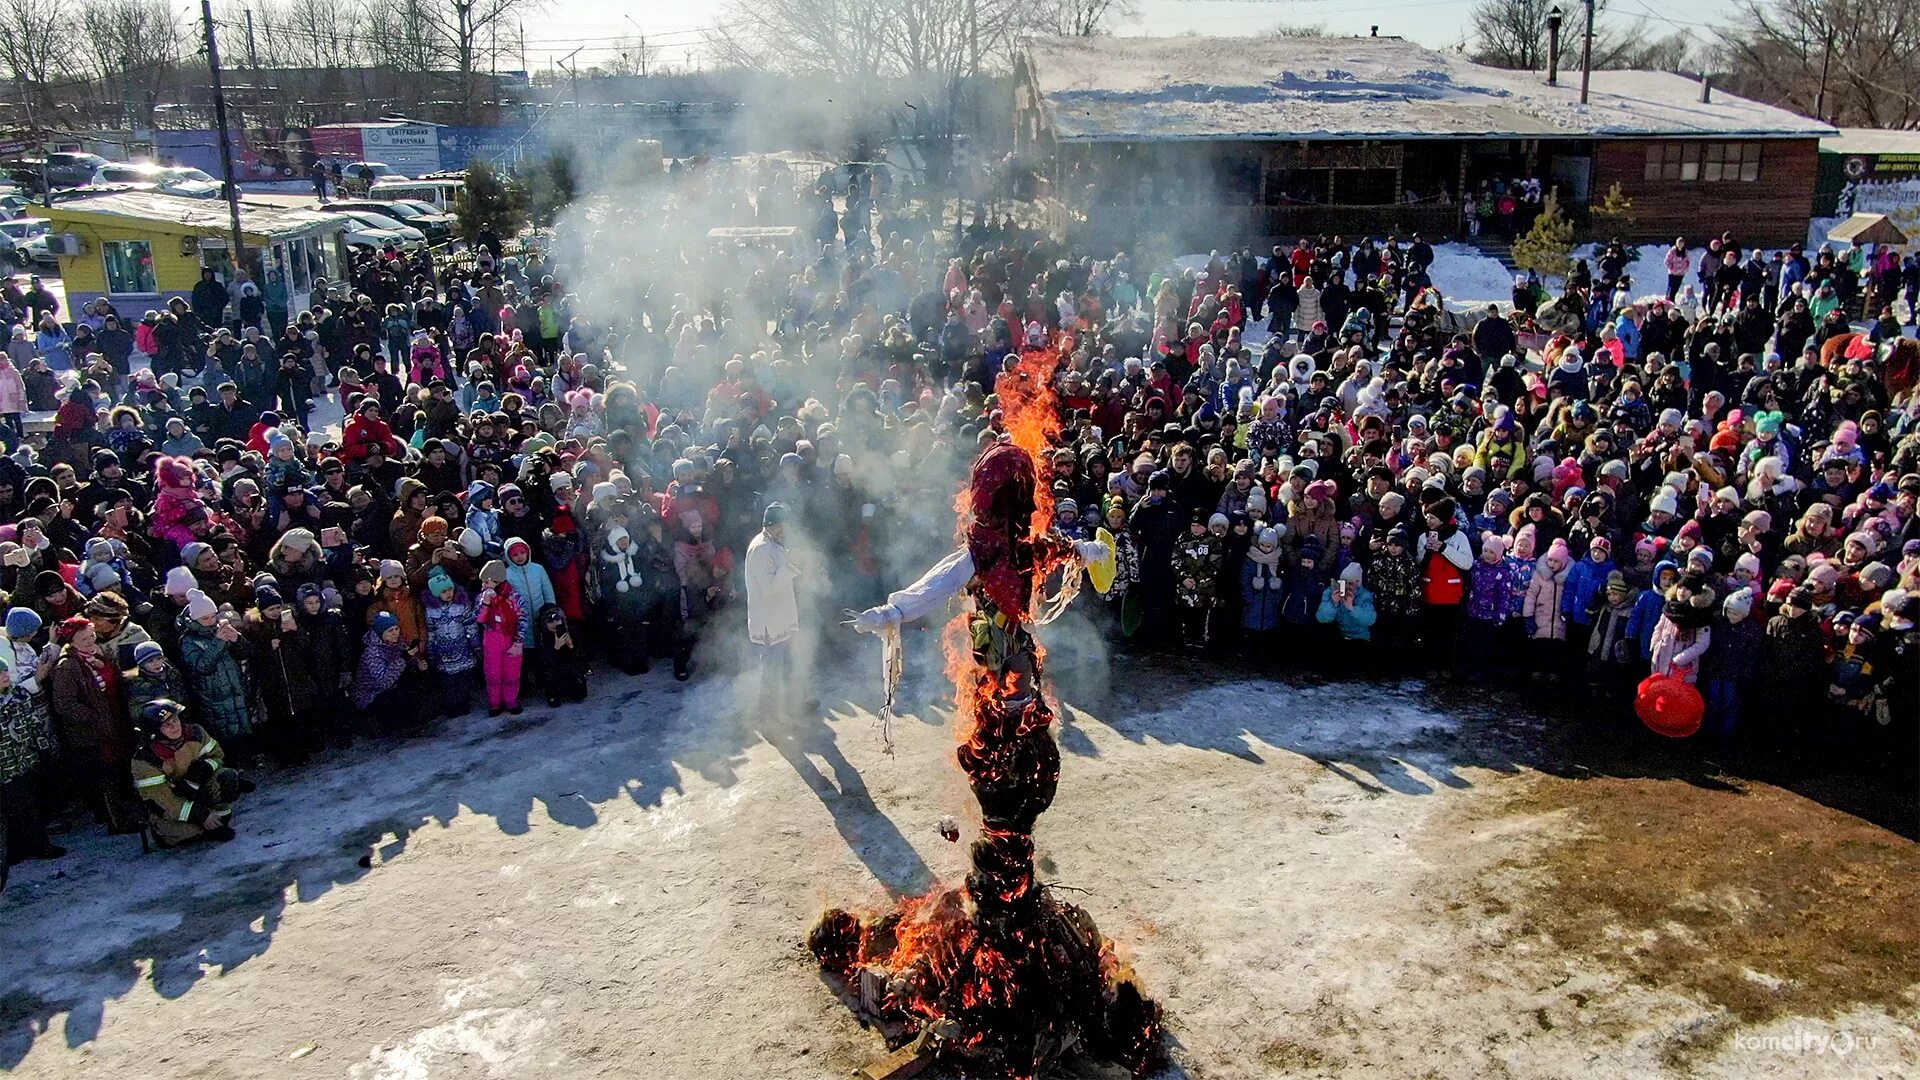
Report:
1592,138,1819,246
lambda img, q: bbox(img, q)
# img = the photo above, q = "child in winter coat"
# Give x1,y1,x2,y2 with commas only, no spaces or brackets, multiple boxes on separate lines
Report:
352,612,411,728
1280,536,1329,656
367,559,425,650
1102,499,1141,637
1241,524,1287,647
503,537,556,648
597,524,651,674
1315,562,1377,653
0,350,26,439
1703,587,1763,740
535,604,588,707
1649,570,1715,684
465,481,504,560
1559,535,1616,678
123,640,189,721
476,560,525,715
422,567,480,718
1583,571,1640,699
1525,538,1573,679
1365,526,1421,658
263,430,310,524
1461,533,1524,681
1173,512,1226,653
542,507,588,622
1826,613,1885,718
148,457,209,553
1626,560,1680,671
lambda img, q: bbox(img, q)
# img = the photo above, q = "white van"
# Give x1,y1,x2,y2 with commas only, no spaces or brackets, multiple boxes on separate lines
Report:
368,177,466,213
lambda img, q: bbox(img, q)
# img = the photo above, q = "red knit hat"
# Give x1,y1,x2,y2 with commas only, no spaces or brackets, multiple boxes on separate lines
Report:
55,614,92,643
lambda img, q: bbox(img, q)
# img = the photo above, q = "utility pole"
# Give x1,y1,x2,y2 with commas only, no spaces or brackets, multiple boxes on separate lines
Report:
244,8,260,70
201,0,246,262
1577,0,1594,105
16,75,50,208
1813,25,1835,123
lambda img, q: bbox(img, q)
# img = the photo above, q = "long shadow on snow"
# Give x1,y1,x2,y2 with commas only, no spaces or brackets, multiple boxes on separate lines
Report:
0,649,932,1067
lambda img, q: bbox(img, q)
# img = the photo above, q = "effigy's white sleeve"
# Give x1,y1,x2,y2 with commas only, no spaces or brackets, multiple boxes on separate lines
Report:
852,548,974,632
1073,539,1112,564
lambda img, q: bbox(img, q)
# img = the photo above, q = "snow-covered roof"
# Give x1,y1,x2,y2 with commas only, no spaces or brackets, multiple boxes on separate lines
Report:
1822,128,1920,156
1026,36,1837,144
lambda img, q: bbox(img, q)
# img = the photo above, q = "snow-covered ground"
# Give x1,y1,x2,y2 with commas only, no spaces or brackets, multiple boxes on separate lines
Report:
2,654,1914,1079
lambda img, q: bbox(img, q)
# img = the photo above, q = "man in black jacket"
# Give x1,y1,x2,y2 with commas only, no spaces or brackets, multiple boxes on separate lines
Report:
190,268,229,329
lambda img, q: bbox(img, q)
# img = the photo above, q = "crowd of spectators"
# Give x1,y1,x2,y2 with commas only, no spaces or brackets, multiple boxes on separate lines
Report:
0,161,1915,876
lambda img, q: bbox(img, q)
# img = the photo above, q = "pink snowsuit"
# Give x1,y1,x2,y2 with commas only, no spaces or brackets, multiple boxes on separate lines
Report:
477,580,525,710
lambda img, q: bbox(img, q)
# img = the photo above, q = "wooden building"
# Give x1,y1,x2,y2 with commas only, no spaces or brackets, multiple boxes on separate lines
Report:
1014,36,1834,248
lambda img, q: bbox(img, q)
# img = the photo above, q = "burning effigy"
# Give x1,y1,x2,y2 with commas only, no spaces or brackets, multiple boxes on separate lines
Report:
814,346,1165,1079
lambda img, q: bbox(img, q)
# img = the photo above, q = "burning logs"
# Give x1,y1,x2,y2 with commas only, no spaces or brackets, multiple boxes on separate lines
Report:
814,400,1165,1078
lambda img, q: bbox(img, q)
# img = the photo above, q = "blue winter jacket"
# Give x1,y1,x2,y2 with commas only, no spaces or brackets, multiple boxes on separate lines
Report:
1315,583,1378,640
1241,553,1286,631
1560,553,1617,626
503,538,556,644
1627,561,1678,659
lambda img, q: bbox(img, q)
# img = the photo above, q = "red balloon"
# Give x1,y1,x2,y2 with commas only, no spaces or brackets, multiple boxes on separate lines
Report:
1636,674,1704,738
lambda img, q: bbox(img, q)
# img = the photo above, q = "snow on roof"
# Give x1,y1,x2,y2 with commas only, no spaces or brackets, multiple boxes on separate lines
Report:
1821,128,1920,156
1026,36,1836,144
47,191,345,240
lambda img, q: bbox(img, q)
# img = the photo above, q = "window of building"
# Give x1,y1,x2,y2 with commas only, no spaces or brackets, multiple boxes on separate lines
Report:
101,240,156,294
1643,142,1762,182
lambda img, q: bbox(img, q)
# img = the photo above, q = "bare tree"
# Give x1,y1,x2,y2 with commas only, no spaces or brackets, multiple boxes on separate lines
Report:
1470,0,1697,73
1032,0,1138,38
589,34,652,78
1716,0,1920,128
1468,0,1565,70
0,0,76,112
80,0,190,123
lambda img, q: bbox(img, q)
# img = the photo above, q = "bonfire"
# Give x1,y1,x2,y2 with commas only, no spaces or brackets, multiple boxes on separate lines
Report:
815,342,1166,1078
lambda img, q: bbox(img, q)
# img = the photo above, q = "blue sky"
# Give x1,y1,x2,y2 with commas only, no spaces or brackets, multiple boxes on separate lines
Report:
529,0,1741,69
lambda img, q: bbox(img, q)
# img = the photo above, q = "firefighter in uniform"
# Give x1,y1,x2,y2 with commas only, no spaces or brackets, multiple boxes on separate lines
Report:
130,699,245,847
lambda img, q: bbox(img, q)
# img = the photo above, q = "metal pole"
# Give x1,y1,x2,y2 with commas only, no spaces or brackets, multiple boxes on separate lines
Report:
202,0,246,260
1578,0,1594,105
19,80,49,208
1814,27,1834,123
245,8,259,69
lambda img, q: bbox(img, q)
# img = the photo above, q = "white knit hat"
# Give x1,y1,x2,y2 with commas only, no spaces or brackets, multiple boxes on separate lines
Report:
185,589,217,620
165,566,197,597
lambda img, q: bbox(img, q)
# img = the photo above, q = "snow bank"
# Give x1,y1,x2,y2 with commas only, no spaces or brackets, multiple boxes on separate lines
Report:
1570,242,1671,296
1429,243,1516,304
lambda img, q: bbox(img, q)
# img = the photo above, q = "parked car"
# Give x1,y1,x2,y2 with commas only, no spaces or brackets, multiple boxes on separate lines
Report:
328,213,419,252
326,200,453,243
335,209,426,245
90,162,224,198
0,218,55,268
3,152,110,193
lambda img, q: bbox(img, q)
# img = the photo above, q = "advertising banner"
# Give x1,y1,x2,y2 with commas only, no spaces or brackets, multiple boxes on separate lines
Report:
361,125,443,175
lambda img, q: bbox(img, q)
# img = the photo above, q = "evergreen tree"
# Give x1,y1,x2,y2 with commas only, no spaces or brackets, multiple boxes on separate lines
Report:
518,153,578,229
455,160,527,242
1512,191,1575,282
1590,181,1636,228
